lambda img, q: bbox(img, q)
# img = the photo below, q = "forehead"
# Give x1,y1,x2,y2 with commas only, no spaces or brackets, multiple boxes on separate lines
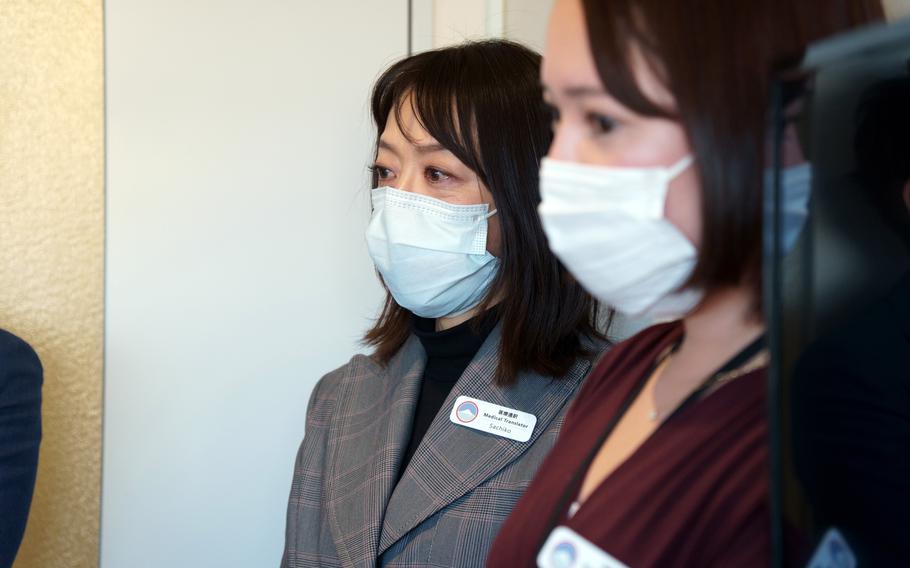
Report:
379,96,437,145
542,0,676,112
542,0,602,93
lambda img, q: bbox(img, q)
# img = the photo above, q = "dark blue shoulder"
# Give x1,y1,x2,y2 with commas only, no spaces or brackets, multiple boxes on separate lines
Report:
0,329,43,387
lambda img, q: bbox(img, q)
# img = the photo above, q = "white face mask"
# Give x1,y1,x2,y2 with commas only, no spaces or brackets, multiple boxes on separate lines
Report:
539,157,814,322
366,186,500,319
538,155,700,321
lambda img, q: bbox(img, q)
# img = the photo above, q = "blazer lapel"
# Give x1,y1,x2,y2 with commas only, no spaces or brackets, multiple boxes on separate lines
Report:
324,337,426,567
377,325,590,554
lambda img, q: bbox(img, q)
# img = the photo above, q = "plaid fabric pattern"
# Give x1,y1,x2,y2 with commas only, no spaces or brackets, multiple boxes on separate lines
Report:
282,326,602,568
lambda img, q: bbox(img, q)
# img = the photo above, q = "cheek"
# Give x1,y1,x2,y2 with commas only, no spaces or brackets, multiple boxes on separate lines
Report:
663,168,702,248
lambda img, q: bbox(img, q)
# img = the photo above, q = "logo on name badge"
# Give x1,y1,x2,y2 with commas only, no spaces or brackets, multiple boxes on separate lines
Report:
455,400,480,423
550,541,578,568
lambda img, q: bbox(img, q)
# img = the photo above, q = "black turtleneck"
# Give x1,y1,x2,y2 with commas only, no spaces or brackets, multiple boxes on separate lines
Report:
398,309,499,477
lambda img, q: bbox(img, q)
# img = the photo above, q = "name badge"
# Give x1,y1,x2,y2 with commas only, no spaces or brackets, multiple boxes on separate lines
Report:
448,395,537,442
806,528,856,568
537,526,629,568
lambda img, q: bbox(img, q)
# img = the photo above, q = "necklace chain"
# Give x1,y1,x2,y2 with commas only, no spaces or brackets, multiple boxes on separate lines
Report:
648,349,769,422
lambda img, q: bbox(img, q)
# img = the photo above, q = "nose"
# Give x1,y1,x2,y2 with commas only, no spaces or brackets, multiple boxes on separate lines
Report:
547,121,580,162
396,165,435,197
397,167,418,193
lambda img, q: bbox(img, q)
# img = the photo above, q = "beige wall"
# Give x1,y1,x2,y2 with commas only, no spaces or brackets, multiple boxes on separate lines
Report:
0,1,105,567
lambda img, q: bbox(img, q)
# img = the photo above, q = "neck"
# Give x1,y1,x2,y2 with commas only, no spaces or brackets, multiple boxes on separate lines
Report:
674,286,765,369
437,308,480,331
436,298,500,332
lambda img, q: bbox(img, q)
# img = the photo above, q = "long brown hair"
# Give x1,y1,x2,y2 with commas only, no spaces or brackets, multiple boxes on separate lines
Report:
364,40,605,386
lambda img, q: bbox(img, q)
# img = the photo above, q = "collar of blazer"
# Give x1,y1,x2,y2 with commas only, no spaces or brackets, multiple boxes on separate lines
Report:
322,322,593,565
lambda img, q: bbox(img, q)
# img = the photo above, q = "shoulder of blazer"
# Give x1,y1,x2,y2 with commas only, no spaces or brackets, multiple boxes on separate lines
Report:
304,352,386,426
312,352,385,398
0,329,43,391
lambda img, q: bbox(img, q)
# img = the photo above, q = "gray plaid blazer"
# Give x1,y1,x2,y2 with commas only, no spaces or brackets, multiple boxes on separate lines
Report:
281,325,602,567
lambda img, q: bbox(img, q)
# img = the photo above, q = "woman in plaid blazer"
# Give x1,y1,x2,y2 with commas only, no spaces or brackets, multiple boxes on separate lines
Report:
281,39,608,568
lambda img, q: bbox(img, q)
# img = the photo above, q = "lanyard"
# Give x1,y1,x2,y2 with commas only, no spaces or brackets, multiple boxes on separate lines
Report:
535,333,767,554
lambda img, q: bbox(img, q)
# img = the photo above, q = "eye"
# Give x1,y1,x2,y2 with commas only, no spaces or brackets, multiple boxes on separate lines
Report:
370,164,394,181
585,112,617,135
425,167,451,183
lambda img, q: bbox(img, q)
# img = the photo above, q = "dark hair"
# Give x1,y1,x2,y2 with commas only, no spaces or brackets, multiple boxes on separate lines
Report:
364,39,604,386
854,75,910,248
579,0,884,306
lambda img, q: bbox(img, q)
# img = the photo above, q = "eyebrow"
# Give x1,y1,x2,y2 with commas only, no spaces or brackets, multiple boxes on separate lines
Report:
378,140,447,154
543,84,607,98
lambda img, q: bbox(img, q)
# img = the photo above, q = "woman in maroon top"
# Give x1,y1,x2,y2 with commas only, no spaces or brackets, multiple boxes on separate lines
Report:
487,0,882,566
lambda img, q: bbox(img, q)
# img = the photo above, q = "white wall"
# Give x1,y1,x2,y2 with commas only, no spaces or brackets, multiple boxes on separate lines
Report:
504,0,554,52
433,0,491,47
884,0,910,20
417,0,554,52
102,2,404,566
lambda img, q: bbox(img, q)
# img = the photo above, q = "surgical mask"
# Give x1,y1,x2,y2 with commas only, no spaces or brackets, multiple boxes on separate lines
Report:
769,162,813,252
366,186,500,319
538,155,701,321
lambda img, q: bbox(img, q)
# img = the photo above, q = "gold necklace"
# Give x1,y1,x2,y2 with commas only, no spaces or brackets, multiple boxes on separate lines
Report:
648,349,769,422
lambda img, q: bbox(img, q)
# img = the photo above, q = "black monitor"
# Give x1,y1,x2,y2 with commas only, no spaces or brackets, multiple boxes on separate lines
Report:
765,16,910,567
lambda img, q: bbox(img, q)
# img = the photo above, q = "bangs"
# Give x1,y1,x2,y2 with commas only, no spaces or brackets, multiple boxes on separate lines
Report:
580,0,674,119
372,48,488,184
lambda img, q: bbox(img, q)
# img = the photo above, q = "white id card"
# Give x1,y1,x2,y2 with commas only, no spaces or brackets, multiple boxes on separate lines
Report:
448,395,537,442
806,528,856,568
537,526,629,568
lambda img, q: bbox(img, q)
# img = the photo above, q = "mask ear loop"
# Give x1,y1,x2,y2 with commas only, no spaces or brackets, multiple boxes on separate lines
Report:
666,155,695,180
469,208,497,231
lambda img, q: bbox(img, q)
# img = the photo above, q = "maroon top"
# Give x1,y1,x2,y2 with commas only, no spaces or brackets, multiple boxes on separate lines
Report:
487,322,769,567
